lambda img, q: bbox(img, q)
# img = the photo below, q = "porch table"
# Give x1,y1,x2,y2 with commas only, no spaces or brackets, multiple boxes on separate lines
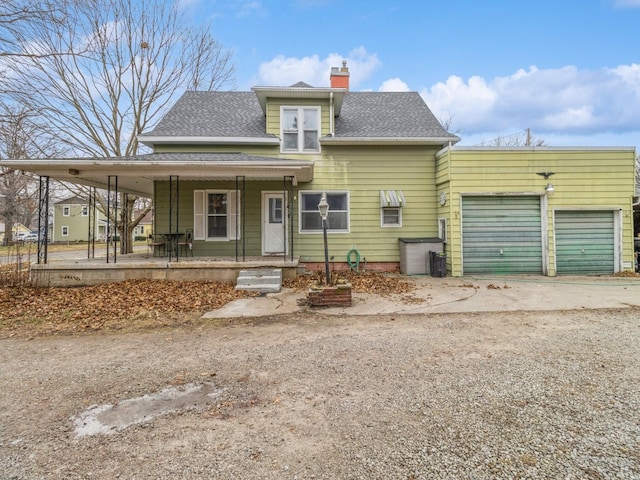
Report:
159,232,184,258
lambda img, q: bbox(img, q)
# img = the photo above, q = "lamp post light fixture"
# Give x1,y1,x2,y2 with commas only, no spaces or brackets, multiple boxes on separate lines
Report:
317,192,331,285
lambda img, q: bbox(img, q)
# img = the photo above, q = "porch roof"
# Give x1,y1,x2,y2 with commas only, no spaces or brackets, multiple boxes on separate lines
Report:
0,152,314,197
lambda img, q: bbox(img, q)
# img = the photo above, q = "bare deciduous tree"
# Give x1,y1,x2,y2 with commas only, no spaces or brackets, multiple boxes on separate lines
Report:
483,129,546,147
0,104,64,243
2,0,235,253
0,1,73,59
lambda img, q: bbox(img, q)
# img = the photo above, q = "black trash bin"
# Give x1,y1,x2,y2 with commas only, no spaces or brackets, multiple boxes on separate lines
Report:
429,251,447,277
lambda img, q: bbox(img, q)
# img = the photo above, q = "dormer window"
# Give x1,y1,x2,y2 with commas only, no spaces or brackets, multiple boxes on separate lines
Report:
281,107,320,153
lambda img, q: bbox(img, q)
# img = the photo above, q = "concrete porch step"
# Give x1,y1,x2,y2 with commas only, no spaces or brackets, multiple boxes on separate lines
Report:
235,268,282,293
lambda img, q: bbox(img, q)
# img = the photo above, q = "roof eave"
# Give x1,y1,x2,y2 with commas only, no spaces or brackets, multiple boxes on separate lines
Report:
321,136,460,146
0,157,315,195
252,86,347,114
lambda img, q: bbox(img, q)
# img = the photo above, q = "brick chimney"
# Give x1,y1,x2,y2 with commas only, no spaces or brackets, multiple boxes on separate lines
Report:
330,60,350,90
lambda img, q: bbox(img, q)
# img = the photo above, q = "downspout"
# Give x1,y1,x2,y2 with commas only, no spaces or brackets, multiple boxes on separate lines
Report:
330,92,334,136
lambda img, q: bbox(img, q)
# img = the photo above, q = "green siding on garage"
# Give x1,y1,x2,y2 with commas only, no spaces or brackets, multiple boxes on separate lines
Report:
462,196,543,274
555,210,615,275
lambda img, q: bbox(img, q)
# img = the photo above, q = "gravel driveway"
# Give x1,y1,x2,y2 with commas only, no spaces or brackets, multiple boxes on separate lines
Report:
1,308,639,479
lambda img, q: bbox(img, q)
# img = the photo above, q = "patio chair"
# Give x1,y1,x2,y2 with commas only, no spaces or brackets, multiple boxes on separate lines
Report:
148,234,165,257
177,228,194,257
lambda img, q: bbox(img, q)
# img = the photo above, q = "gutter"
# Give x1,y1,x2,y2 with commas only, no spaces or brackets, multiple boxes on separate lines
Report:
321,136,460,146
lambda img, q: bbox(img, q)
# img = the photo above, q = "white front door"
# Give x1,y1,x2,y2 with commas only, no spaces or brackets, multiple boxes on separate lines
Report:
262,192,287,255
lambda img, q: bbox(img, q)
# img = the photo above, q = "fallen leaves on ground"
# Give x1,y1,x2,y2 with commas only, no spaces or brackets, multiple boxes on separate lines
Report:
614,270,640,277
0,279,258,337
0,271,415,337
283,270,415,295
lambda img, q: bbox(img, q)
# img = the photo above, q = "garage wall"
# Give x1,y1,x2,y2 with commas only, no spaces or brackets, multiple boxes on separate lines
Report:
436,146,635,276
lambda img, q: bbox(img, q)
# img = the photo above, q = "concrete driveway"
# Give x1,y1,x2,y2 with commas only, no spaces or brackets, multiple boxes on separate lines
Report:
206,275,640,318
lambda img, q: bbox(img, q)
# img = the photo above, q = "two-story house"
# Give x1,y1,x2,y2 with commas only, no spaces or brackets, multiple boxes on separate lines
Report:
0,62,636,284
137,63,459,271
52,196,108,242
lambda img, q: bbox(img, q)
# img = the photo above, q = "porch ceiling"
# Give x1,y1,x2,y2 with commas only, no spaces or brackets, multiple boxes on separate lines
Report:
0,153,314,197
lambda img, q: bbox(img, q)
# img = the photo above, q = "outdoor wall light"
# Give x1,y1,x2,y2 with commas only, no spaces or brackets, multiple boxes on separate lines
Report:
536,172,555,194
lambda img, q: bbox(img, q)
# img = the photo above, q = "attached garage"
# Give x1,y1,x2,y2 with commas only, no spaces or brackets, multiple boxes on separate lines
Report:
462,195,543,275
554,210,617,275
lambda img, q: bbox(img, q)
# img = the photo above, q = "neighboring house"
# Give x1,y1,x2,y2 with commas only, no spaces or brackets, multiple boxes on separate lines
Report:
53,196,109,242
0,62,636,275
133,209,153,238
0,222,31,243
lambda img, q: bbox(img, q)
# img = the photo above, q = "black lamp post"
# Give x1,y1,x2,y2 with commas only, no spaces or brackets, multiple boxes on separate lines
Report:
317,192,331,285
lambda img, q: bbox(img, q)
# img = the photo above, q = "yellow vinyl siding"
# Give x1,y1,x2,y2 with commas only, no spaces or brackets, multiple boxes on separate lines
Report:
265,98,331,138
295,145,440,264
436,147,636,276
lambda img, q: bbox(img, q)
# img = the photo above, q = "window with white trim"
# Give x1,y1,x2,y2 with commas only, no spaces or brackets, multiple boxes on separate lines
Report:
193,190,241,241
281,107,320,153
81,206,88,216
63,206,70,216
61,226,69,236
381,207,402,227
299,191,349,233
438,218,447,242
379,190,405,227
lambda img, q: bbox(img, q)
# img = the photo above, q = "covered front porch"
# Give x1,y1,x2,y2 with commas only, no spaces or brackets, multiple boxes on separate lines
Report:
1,153,315,282
29,250,301,287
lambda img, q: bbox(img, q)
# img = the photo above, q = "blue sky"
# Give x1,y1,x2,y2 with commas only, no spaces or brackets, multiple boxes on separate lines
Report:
179,0,640,149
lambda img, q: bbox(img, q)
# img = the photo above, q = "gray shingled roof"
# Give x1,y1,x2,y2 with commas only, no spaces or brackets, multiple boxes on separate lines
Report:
144,90,456,141
334,92,455,139
117,152,301,163
146,92,274,138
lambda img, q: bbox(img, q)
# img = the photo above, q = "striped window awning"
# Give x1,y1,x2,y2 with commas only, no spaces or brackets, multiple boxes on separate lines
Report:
380,190,406,208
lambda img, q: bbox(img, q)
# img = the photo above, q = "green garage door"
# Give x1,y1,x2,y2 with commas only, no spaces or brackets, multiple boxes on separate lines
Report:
555,210,615,275
462,196,543,274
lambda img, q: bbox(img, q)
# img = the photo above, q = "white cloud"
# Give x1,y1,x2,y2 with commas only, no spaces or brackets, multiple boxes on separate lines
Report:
378,78,410,92
613,0,640,7
238,1,266,17
255,47,381,87
421,64,640,138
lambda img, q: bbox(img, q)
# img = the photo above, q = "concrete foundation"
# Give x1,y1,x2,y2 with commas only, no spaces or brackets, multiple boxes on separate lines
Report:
29,257,299,287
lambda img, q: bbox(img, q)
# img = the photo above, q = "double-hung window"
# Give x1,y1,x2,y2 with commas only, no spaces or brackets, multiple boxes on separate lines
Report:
282,107,320,153
63,206,70,216
379,190,405,227
381,207,402,227
299,191,349,233
81,206,88,216
193,190,241,241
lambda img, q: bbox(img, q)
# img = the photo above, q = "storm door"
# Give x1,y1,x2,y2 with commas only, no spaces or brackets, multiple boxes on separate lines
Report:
262,192,287,255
